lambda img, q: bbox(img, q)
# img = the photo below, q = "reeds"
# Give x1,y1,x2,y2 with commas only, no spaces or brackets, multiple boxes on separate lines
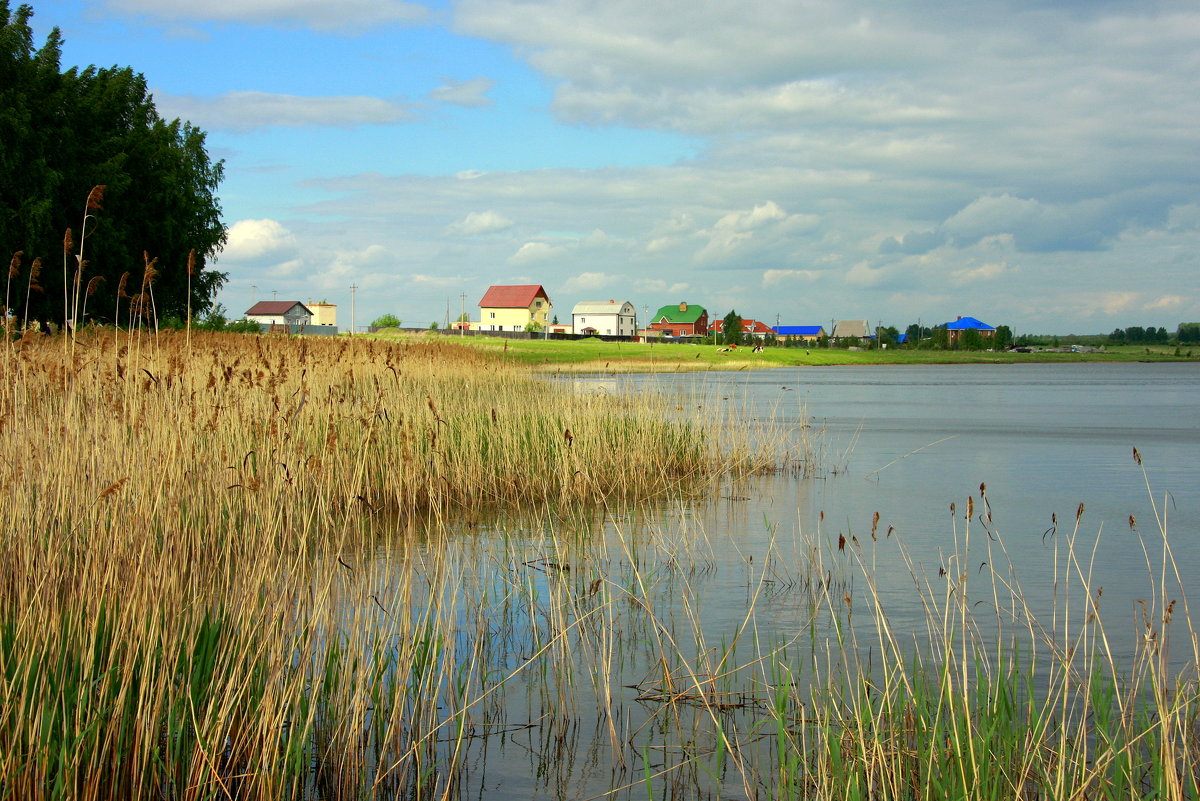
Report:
0,329,1194,800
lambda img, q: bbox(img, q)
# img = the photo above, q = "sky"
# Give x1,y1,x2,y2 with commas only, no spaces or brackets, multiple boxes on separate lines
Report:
28,0,1200,334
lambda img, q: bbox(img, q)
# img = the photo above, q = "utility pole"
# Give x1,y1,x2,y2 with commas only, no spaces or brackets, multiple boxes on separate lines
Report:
272,290,277,301
251,285,257,304
460,293,466,336
350,284,358,336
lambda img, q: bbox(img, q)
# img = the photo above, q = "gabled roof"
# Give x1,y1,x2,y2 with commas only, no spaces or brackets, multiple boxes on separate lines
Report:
775,325,825,336
478,285,550,308
245,301,311,316
573,300,633,315
943,316,995,331
652,302,706,324
710,318,771,333
832,320,871,338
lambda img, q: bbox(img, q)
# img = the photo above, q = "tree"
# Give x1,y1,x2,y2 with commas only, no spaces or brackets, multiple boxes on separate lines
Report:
370,313,401,328
994,324,1013,350
1,2,227,326
930,325,949,349
524,319,543,333
1178,323,1200,344
722,310,743,346
959,328,985,350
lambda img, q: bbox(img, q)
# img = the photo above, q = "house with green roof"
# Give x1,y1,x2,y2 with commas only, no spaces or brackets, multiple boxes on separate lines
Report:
647,301,709,338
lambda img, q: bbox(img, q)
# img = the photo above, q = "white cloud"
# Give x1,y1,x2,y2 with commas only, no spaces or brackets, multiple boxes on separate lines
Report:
1144,294,1186,310
430,77,495,108
412,273,463,287
950,261,1007,286
220,219,297,263
156,91,413,132
104,0,428,31
562,271,621,292
763,269,822,286
507,241,567,266
446,211,514,236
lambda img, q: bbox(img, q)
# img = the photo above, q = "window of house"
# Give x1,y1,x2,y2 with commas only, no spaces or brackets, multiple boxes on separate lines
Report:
489,312,495,318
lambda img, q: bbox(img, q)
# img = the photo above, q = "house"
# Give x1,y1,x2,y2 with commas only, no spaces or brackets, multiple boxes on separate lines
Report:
477,285,552,332
774,325,826,343
307,301,337,327
942,316,996,345
832,320,872,342
245,301,313,327
572,300,637,336
647,302,709,338
709,318,773,340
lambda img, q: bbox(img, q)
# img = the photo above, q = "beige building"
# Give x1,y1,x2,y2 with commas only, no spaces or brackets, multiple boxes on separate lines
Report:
307,301,337,327
477,285,552,332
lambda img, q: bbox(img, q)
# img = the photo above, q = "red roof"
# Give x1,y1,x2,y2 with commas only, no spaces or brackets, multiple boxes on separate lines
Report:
710,318,770,333
478,285,549,308
245,301,311,316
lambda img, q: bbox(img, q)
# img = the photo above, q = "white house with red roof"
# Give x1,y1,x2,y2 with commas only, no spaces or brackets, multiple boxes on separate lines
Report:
244,301,313,326
477,285,552,332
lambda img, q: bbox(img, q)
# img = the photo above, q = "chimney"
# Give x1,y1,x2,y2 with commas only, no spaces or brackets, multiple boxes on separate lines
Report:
956,316,962,321
679,302,687,311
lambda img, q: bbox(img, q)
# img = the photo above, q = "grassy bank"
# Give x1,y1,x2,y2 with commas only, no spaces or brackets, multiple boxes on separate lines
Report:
377,332,1196,371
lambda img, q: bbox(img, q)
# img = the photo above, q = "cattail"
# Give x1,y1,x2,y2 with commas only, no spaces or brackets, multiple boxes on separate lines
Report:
63,229,73,254
187,248,196,277
1132,446,1142,465
85,185,105,211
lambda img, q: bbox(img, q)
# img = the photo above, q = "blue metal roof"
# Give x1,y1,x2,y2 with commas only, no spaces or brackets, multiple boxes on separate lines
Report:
943,316,995,331
774,325,825,336
894,333,908,343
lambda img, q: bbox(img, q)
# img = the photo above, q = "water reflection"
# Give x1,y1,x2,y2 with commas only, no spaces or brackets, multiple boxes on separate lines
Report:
340,363,1199,799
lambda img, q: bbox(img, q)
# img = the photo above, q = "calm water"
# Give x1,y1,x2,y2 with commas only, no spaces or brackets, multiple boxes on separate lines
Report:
368,362,1200,799
603,363,1200,638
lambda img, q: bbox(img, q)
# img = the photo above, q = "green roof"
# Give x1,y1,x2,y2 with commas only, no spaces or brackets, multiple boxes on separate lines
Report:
652,303,706,323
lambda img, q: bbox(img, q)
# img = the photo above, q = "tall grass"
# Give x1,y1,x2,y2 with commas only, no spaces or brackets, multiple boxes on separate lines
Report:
0,329,796,800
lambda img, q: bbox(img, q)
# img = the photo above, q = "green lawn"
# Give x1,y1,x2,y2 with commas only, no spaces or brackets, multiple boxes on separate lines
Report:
371,332,1197,371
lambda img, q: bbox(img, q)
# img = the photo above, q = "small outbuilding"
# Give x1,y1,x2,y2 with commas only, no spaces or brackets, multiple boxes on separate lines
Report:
572,300,637,336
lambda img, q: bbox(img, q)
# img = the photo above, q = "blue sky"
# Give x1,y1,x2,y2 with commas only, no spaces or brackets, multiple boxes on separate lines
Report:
30,0,1200,334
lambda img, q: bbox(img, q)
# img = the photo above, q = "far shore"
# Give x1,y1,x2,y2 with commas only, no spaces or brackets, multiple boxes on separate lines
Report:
365,331,1198,372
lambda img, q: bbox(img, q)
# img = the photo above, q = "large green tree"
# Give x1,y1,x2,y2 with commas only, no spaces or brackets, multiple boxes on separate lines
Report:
721,310,743,346
1,2,226,326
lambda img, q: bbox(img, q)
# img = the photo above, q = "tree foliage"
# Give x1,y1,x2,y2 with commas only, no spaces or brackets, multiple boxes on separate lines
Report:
721,310,743,346
1,2,227,325
370,313,401,329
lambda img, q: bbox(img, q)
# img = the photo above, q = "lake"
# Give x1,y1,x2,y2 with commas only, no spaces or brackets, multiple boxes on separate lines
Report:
370,362,1200,799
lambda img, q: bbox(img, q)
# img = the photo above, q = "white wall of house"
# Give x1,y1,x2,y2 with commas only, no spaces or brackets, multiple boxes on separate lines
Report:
572,301,637,336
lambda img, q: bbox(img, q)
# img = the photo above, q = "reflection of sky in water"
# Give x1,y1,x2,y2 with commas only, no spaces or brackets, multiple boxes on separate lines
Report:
596,363,1200,662
353,364,1199,799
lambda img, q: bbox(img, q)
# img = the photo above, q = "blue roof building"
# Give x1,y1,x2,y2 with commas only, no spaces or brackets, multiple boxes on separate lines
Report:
941,316,996,345
774,325,826,340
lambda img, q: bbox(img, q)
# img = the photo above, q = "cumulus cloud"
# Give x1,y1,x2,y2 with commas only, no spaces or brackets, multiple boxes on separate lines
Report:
103,0,428,31
507,241,567,266
156,91,413,132
950,261,1007,286
430,77,495,107
562,272,623,292
763,269,822,286
220,219,298,263
1144,294,1186,310
445,211,514,236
